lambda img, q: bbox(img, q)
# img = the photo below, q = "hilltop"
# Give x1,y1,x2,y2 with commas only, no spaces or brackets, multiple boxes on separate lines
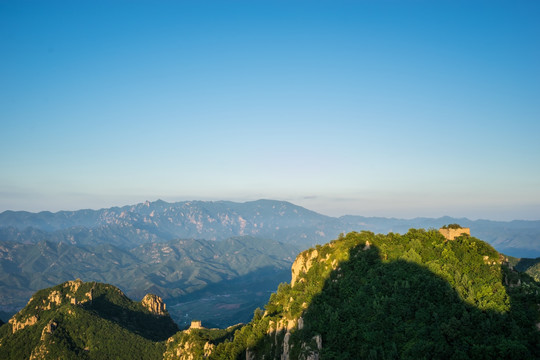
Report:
0,279,178,359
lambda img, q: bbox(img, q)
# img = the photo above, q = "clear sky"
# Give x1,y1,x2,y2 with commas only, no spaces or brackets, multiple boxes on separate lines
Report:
1,0,539,220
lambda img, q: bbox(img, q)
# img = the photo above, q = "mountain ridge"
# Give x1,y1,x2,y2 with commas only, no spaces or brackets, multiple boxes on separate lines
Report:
0,199,336,249
1,199,539,257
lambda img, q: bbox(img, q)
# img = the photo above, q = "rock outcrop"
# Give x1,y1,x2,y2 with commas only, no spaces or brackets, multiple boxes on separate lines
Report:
164,337,216,360
291,249,319,286
141,293,167,316
40,319,58,341
203,342,215,357
263,315,321,360
246,347,255,360
281,331,292,360
298,335,322,360
9,315,38,333
29,319,59,358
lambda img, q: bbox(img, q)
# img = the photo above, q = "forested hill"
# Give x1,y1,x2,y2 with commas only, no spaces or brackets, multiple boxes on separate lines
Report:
0,280,178,359
188,230,540,359
340,215,540,258
1,199,539,257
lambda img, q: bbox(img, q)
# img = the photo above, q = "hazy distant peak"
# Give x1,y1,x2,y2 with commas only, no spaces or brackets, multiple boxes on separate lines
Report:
1,199,540,257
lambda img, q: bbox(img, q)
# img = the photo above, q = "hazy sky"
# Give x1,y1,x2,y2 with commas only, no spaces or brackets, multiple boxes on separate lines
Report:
1,1,539,220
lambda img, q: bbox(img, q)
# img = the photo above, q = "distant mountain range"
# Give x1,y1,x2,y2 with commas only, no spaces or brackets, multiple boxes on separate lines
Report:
0,200,334,248
1,199,539,256
1,199,539,326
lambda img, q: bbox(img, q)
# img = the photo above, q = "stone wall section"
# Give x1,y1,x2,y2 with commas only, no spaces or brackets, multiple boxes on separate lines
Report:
439,227,470,240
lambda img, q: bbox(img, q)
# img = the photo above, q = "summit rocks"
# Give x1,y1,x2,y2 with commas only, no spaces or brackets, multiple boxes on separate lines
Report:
142,294,167,316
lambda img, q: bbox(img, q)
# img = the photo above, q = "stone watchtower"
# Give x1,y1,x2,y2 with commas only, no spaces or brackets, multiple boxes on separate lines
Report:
190,320,202,329
439,224,470,240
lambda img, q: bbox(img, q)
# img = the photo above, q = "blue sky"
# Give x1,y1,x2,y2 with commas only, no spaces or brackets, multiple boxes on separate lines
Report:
1,0,539,220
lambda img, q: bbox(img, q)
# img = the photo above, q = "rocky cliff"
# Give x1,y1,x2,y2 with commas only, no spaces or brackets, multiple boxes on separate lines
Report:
6,279,93,334
291,249,319,286
163,324,240,360
141,293,167,316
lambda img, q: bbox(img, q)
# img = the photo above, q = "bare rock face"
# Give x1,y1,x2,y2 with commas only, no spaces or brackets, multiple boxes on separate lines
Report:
282,331,292,360
64,279,83,293
204,342,215,357
298,317,304,330
47,291,62,306
291,249,319,286
297,334,322,360
9,315,38,333
246,347,255,360
166,339,215,360
40,320,58,341
141,294,166,315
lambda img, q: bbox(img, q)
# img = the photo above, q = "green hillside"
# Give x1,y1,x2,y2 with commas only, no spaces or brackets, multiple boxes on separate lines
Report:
507,256,540,282
163,325,242,360
0,280,177,359
206,230,540,359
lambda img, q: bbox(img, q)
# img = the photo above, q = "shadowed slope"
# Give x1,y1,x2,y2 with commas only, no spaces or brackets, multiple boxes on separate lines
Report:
299,244,539,359
209,230,540,359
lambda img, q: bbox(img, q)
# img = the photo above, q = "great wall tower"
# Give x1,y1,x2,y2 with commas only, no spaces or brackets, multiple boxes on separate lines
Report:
439,225,470,240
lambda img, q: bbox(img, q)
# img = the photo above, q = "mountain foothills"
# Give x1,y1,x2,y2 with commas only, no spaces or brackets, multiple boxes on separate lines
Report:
1,230,539,359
